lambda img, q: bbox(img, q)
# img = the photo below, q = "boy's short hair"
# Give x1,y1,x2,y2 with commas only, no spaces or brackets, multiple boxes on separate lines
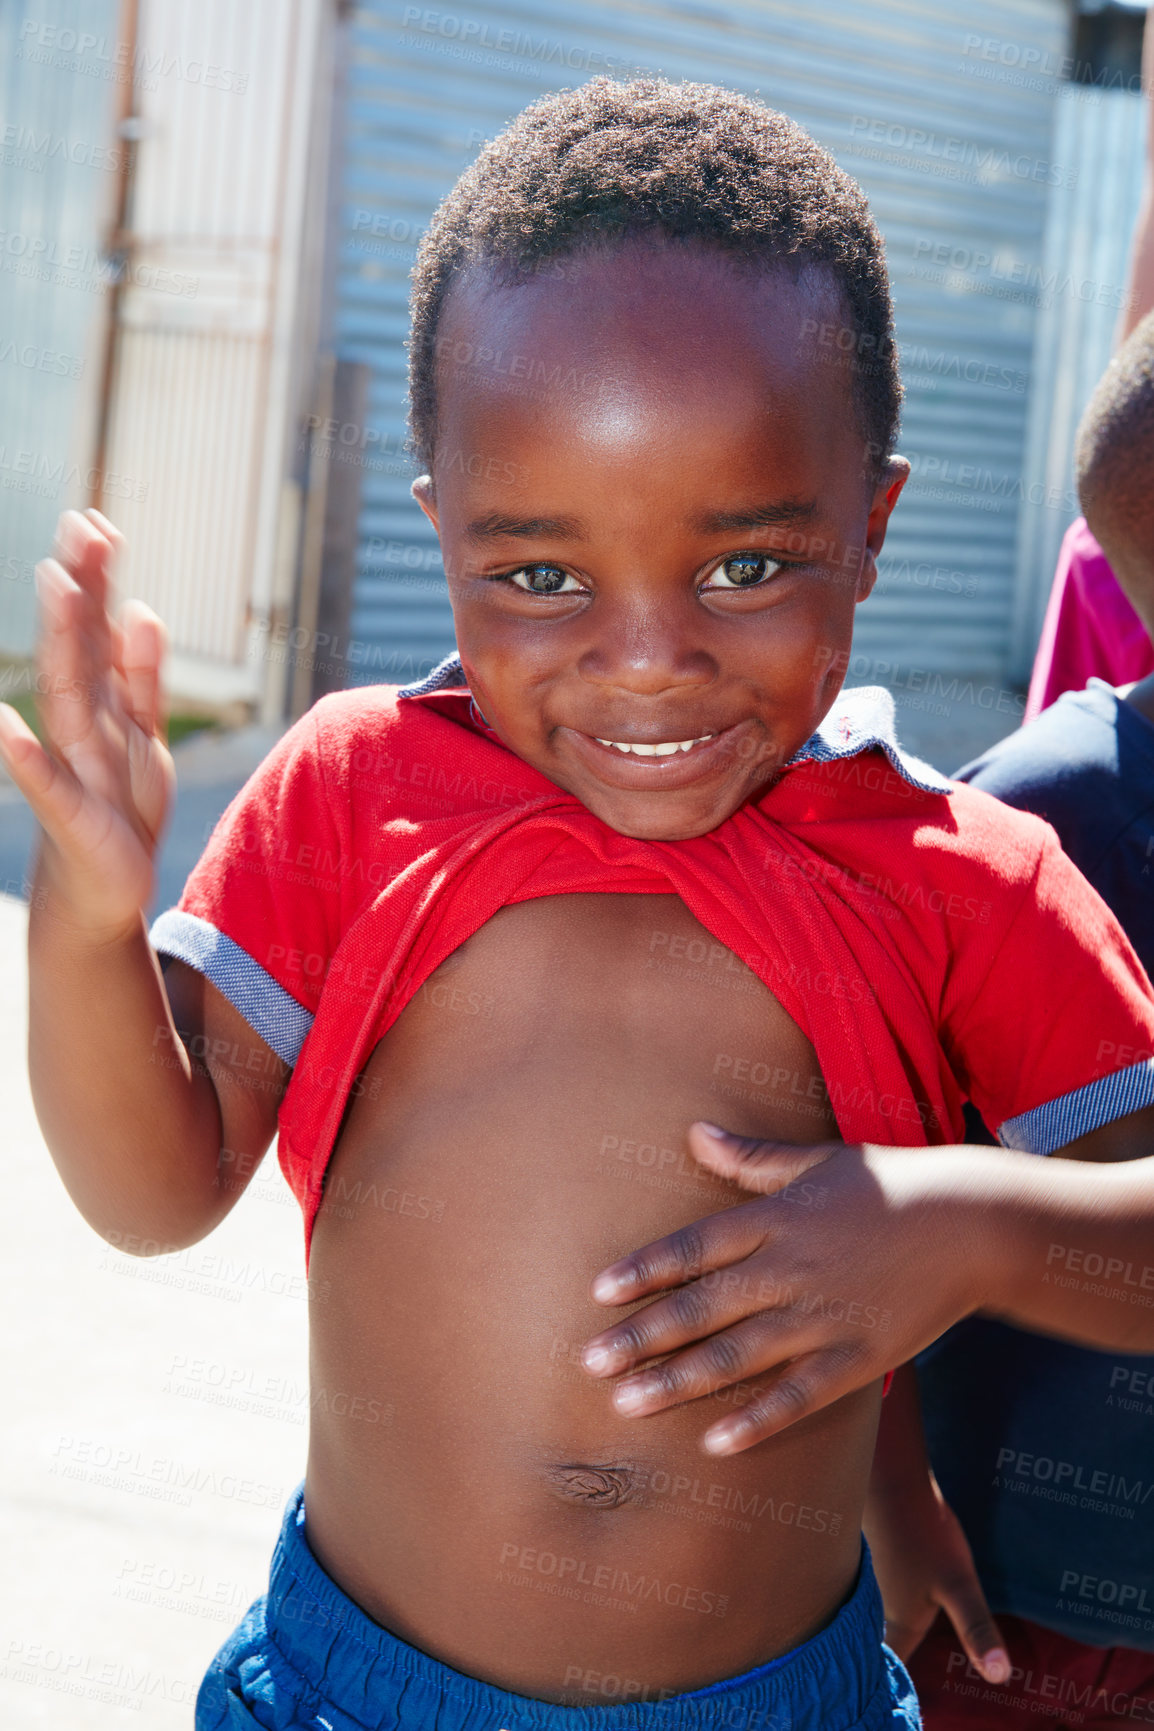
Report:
1076,309,1154,567
408,77,902,479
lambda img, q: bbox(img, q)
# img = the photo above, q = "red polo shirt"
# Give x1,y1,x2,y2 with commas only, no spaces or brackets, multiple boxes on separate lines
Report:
152,676,1154,1255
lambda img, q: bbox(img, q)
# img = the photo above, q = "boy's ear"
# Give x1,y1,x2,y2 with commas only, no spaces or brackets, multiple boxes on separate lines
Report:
411,474,439,532
857,456,910,602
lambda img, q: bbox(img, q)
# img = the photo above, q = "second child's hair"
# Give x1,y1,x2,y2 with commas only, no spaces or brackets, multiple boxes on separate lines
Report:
1076,309,1154,570
408,77,901,478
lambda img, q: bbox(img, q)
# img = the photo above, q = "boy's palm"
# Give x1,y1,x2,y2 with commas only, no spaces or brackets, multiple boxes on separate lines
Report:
0,510,174,933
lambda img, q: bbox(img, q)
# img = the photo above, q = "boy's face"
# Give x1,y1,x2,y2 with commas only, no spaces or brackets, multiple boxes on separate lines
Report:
414,242,907,840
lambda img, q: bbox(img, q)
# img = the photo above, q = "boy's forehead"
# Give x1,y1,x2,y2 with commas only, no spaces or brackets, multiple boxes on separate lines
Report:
433,244,858,465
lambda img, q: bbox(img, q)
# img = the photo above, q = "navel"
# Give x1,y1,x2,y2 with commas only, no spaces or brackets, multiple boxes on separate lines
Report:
544,1463,638,1508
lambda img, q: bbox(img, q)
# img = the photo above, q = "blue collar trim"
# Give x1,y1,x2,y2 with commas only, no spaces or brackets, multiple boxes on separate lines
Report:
397,654,952,795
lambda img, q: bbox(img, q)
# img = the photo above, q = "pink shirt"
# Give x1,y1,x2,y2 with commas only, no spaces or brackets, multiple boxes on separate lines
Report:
1025,518,1154,721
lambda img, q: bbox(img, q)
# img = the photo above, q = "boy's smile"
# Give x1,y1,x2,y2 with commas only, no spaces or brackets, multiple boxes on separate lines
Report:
414,242,908,840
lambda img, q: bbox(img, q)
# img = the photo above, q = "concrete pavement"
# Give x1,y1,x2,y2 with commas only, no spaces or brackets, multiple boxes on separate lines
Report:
0,886,311,1728
0,721,308,1730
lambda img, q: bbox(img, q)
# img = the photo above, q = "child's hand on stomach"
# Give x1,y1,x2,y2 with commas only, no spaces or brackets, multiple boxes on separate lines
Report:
584,1109,1154,1452
583,1127,993,1453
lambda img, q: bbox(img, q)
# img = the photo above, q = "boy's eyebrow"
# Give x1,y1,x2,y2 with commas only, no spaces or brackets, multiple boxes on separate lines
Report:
691,499,820,532
465,512,587,541
465,500,822,542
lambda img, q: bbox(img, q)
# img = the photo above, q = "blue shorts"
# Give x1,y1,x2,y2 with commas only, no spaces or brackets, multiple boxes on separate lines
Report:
197,1486,920,1730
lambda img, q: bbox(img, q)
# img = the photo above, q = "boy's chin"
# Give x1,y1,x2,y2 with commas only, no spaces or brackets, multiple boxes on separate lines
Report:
569,784,747,842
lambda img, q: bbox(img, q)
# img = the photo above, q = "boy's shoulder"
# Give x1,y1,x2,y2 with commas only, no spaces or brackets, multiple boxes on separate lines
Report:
308,679,473,754
305,678,552,824
957,681,1150,813
955,682,1154,964
767,688,1060,892
957,681,1154,882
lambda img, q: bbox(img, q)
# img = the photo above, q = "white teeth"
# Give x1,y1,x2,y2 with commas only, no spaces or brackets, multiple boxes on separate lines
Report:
594,735,714,757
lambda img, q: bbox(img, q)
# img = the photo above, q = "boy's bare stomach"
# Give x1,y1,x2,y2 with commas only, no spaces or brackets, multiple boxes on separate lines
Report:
305,893,880,1705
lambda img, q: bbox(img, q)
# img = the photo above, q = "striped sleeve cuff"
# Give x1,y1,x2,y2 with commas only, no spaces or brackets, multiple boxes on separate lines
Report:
148,908,314,1067
998,1058,1154,1155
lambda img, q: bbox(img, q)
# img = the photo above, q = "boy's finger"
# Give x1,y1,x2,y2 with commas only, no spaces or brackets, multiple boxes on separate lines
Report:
879,1613,931,1662
604,1309,804,1417
698,1344,874,1454
55,508,113,603
35,561,91,746
83,507,125,557
588,1198,772,1310
53,512,116,681
119,600,167,738
937,1577,1010,1684
35,561,107,759
0,703,84,833
687,1123,842,1193
583,1248,804,1381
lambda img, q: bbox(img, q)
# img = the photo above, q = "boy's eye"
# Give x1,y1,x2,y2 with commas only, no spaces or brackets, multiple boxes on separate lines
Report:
507,563,583,594
705,553,782,590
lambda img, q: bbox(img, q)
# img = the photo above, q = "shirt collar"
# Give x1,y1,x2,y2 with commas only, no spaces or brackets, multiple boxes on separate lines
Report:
397,653,952,795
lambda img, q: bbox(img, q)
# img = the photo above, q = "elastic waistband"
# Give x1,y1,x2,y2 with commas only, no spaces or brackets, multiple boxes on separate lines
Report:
265,1485,903,1730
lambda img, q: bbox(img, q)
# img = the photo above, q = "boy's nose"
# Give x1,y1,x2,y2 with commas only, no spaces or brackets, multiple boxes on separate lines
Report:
576,605,715,695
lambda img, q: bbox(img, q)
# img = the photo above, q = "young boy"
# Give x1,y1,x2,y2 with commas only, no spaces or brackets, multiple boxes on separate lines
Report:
7,78,1154,1731
899,313,1154,1727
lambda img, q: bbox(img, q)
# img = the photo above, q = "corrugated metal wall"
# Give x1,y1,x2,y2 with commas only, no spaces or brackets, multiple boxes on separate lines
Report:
334,0,1069,696
97,0,336,712
1010,82,1147,681
102,0,295,684
0,0,120,657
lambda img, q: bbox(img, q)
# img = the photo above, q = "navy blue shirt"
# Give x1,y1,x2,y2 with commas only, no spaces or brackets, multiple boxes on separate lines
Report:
916,680,1154,1650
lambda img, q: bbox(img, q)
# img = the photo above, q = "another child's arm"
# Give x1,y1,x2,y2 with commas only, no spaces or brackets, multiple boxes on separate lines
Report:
0,511,285,1251
582,1110,1154,1453
863,1363,1008,1683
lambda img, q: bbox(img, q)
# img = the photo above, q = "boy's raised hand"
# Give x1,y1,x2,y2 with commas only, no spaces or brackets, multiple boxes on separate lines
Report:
0,509,174,935
582,1123,995,1454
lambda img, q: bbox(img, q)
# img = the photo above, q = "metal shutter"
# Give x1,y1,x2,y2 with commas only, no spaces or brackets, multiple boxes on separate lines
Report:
335,0,1068,706
0,0,120,657
1010,82,1147,681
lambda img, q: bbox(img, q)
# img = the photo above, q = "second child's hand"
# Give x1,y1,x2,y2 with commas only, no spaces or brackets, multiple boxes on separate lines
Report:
581,1123,1008,1455
584,1111,1154,1452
